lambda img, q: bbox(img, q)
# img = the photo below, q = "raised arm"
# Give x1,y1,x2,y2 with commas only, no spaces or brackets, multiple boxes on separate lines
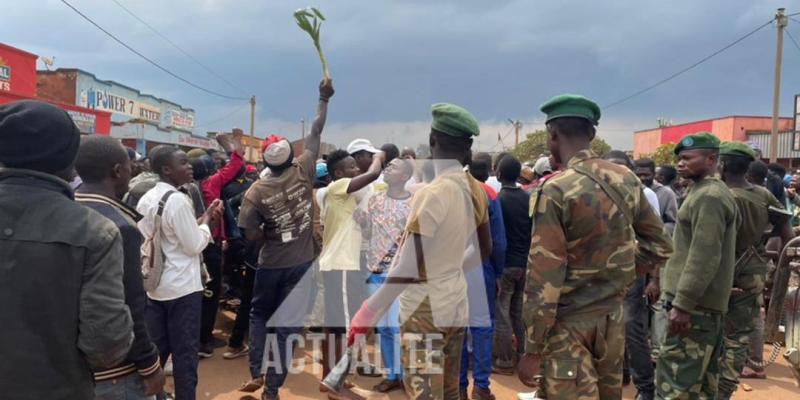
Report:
347,152,385,193
305,80,335,160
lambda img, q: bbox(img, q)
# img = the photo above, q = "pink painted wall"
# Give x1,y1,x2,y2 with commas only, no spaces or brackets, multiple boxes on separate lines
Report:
633,116,795,157
633,129,661,158
730,116,793,140
660,120,714,145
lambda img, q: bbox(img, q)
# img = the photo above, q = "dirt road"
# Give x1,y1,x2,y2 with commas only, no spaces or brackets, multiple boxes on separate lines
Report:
178,311,799,399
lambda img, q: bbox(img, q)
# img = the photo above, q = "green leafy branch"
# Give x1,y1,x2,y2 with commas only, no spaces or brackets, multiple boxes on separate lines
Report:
294,7,330,83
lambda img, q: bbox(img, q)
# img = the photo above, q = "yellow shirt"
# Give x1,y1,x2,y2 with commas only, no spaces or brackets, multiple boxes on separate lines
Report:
319,178,366,271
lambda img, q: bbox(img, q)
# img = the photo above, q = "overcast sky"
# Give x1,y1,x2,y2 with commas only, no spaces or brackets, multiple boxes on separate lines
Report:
5,0,800,152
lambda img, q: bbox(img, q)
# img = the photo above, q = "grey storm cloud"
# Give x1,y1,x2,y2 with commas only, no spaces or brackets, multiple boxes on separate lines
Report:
3,0,798,151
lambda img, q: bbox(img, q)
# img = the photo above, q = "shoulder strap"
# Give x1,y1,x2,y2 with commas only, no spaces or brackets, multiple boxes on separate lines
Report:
157,190,177,217
571,163,634,224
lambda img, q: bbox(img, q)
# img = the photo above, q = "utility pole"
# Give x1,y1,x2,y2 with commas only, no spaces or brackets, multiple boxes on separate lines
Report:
507,119,523,147
770,8,787,163
301,118,306,141
249,95,256,162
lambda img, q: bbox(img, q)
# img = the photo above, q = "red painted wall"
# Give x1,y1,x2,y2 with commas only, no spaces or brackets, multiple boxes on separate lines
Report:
660,120,714,144
0,43,111,135
0,43,37,97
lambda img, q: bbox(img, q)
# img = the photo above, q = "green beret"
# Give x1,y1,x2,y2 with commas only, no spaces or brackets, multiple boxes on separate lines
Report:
540,94,601,126
719,141,756,160
431,103,480,137
673,132,720,155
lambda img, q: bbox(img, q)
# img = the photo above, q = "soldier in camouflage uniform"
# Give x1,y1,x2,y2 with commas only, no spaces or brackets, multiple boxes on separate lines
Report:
716,141,792,399
348,103,492,400
517,94,673,400
655,132,739,400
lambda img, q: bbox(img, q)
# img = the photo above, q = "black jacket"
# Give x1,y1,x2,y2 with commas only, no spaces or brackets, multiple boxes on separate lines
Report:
0,168,133,400
76,192,160,380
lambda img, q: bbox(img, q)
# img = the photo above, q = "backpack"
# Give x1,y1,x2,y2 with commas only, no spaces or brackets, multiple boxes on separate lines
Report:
141,190,176,292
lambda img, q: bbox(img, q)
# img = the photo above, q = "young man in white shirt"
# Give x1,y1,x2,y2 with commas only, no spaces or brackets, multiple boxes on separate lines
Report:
137,145,222,400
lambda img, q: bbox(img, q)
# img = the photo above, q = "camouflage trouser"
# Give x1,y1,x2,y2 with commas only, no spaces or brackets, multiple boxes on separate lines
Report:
654,309,723,400
541,304,625,400
401,298,466,400
718,274,764,398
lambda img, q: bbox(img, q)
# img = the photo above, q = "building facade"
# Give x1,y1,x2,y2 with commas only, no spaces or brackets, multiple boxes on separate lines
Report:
38,68,217,155
0,43,111,134
633,115,794,160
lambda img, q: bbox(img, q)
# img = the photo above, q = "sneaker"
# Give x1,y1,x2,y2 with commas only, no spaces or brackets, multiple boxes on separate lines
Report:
223,344,250,360
198,343,214,359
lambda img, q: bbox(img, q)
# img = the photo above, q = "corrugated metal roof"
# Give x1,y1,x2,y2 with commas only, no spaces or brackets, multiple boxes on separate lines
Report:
746,131,799,159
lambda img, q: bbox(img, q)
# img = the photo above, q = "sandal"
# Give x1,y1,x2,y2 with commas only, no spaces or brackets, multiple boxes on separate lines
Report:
373,379,402,393
239,377,264,392
740,366,767,379
319,380,355,392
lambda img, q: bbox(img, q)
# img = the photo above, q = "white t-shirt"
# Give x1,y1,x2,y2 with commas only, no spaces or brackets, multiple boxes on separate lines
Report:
485,176,502,193
643,186,660,216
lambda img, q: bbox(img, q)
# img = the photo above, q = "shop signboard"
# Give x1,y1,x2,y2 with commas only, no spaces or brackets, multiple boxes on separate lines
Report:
0,57,10,92
177,133,216,149
794,95,800,151
167,109,195,131
80,88,161,124
66,109,96,134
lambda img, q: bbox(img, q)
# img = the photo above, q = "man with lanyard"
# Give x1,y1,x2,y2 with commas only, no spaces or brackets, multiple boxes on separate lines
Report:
237,80,334,400
517,94,672,399
716,141,793,399
655,132,739,399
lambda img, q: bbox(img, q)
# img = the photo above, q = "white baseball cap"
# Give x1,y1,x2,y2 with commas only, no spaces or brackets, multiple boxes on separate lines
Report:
533,156,552,175
347,138,380,155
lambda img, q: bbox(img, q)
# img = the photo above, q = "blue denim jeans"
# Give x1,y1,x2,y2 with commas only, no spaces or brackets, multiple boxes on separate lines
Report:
249,262,313,397
94,373,155,400
366,272,403,381
460,264,496,391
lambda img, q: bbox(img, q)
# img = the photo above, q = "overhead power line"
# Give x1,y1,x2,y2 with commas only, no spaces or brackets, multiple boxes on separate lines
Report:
786,27,800,54
109,0,247,95
603,17,775,110
61,0,249,101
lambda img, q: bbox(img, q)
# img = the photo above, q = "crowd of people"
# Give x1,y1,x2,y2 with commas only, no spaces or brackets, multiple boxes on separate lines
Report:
0,81,797,400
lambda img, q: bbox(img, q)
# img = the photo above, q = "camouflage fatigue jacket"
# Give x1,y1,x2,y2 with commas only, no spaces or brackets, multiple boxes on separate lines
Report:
523,149,672,353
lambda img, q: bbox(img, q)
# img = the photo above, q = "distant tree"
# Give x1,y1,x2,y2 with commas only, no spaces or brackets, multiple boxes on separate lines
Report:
511,130,612,162
640,143,678,165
